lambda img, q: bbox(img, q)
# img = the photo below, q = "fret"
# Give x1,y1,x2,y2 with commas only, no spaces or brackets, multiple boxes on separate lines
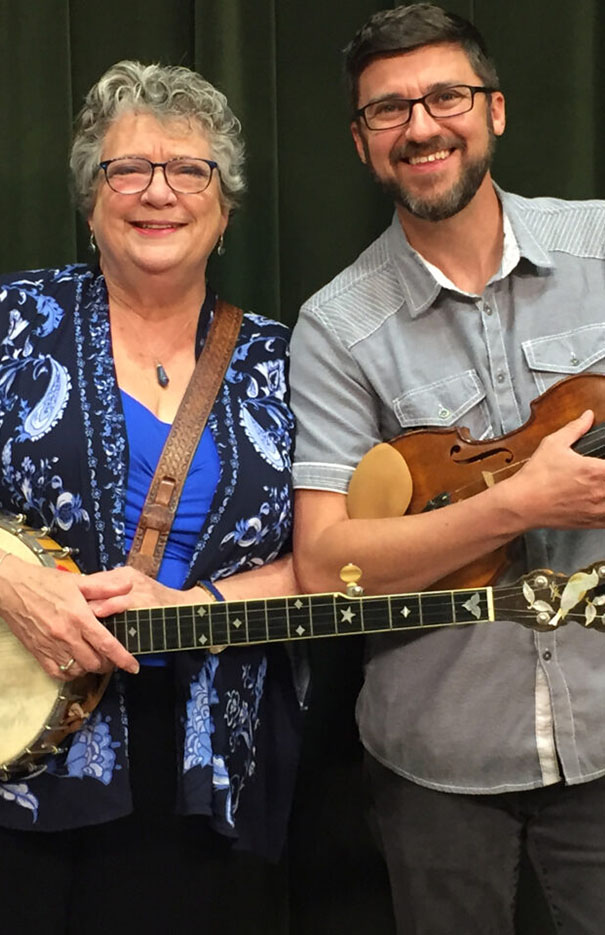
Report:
287,595,312,640
453,588,491,625
244,599,251,644
193,602,212,648
334,594,364,635
485,587,495,622
208,603,228,647
418,593,455,628
245,598,269,645
356,595,389,633
163,607,179,651
113,614,127,651
161,607,167,651
266,598,288,642
105,616,116,641
123,613,139,654
176,606,182,650
389,593,421,629
151,613,164,652
178,605,195,651
303,595,328,637
226,601,248,645
138,610,152,653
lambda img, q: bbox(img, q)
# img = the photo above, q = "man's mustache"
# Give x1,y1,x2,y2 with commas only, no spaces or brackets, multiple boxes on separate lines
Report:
390,136,462,163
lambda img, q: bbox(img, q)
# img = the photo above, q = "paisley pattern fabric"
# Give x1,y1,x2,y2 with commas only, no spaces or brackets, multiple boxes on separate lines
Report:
0,265,301,858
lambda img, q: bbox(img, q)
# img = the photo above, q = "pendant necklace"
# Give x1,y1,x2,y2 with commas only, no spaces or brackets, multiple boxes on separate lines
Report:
110,298,199,390
150,313,199,389
155,361,170,389
139,318,198,389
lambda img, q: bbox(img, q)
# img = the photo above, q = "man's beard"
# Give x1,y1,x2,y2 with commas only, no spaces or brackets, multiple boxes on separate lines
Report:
366,126,497,222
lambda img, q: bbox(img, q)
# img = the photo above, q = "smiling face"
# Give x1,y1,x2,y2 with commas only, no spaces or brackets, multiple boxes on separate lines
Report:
351,42,505,222
90,111,228,285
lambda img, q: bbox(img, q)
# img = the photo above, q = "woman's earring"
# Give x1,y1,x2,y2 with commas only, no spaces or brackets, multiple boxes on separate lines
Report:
89,230,97,253
217,234,225,256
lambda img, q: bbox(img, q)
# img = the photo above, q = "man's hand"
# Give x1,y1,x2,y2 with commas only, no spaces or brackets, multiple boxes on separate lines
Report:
501,410,605,529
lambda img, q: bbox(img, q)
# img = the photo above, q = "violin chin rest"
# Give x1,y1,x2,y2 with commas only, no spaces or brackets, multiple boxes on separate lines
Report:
347,442,413,519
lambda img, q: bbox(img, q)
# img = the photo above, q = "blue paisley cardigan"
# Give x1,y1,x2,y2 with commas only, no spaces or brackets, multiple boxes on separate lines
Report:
0,265,301,859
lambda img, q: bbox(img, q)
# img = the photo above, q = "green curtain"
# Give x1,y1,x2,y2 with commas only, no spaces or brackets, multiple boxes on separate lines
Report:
2,2,602,931
3,1,600,321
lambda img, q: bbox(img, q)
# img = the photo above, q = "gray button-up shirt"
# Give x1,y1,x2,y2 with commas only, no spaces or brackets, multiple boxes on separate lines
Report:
290,188,605,793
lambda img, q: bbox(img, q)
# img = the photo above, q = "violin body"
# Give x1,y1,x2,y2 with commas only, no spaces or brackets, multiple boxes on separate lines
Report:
347,373,605,590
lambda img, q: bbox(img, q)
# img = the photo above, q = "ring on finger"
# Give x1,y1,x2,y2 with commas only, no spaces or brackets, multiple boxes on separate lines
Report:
59,657,76,673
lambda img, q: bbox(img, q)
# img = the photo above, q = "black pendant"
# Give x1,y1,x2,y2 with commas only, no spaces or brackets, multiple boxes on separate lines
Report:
156,362,169,388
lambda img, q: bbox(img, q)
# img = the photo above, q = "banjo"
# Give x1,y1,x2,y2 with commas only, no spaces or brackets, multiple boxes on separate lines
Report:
1,511,604,781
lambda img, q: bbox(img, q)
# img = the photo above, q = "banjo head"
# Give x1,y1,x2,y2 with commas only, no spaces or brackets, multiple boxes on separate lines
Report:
0,620,60,767
0,515,96,778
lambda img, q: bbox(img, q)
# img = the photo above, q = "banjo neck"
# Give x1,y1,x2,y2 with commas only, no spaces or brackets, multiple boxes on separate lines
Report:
105,587,495,654
104,559,605,654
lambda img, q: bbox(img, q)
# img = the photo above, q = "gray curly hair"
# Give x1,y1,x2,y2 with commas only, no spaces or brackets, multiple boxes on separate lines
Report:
70,60,245,216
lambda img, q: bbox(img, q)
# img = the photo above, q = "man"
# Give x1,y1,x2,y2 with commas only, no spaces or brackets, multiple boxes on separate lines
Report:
290,4,605,933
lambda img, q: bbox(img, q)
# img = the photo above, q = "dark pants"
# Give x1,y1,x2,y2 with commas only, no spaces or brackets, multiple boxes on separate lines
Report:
366,752,605,935
0,668,288,935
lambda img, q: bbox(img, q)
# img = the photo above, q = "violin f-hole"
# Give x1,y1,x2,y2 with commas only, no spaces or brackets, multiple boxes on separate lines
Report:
449,445,514,465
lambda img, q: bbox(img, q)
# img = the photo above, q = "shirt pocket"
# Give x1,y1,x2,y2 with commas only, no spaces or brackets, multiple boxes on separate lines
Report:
393,369,492,440
522,323,605,395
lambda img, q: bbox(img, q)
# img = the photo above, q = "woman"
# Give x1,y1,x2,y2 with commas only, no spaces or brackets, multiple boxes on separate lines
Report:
0,61,300,933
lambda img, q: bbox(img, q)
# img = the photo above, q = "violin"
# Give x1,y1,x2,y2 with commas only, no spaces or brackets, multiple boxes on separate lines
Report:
347,373,605,590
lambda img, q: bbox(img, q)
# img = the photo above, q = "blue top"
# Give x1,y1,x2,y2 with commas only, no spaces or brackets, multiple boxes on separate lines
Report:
122,390,220,666
0,266,301,859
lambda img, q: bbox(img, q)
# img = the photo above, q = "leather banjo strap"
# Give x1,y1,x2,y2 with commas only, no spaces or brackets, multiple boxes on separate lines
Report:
126,298,243,578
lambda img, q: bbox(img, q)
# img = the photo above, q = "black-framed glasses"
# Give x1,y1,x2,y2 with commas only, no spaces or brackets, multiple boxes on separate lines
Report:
355,84,496,131
97,156,220,195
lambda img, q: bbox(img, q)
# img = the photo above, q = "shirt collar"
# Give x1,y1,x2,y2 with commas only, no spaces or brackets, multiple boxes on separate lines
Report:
387,184,554,318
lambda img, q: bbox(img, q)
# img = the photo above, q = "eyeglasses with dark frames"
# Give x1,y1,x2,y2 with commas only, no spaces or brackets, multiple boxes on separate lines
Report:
97,156,220,195
355,84,497,131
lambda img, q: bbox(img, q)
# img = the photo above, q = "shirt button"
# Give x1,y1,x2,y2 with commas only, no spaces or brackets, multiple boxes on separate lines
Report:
570,354,579,366
542,650,552,661
496,371,506,383
438,407,450,419
484,303,493,315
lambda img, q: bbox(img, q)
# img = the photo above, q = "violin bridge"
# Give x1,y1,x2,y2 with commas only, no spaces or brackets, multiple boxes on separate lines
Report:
481,470,495,488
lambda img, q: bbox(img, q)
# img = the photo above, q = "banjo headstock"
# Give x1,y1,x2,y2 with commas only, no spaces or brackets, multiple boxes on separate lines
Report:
495,562,605,632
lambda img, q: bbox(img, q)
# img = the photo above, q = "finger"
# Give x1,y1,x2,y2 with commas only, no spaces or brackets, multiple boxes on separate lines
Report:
80,619,139,674
550,409,595,446
87,594,138,617
77,568,135,601
42,637,107,677
50,659,86,681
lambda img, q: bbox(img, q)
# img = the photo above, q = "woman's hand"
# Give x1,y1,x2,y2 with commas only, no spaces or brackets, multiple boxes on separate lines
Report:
80,555,300,615
79,565,204,618
0,553,140,681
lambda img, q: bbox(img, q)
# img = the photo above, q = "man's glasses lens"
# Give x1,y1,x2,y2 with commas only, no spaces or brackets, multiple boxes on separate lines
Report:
104,157,214,194
363,85,477,129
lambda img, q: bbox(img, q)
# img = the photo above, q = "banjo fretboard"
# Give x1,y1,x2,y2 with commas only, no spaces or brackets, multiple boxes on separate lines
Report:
104,587,494,654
